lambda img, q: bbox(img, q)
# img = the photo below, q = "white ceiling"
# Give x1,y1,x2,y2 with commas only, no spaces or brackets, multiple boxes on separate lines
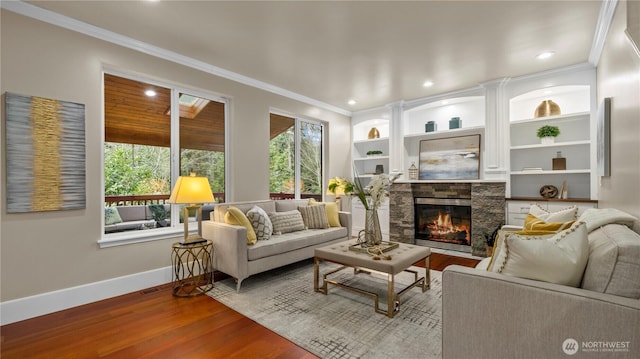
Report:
22,0,604,113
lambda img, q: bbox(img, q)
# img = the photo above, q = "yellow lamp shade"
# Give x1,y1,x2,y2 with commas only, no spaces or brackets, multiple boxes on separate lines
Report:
168,174,215,205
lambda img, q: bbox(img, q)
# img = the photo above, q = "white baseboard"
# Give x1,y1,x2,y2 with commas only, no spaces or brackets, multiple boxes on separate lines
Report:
1,266,173,325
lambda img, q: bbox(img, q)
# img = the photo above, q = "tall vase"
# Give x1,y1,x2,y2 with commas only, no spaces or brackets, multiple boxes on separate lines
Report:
363,207,382,247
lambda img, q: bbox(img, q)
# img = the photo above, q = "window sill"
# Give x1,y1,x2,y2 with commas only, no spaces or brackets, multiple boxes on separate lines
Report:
99,227,188,248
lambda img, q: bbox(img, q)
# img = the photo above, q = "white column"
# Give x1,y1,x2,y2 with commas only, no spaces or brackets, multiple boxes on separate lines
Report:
480,78,510,180
388,101,404,175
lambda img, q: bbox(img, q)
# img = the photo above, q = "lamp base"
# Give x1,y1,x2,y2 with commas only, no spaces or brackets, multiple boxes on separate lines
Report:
181,205,206,245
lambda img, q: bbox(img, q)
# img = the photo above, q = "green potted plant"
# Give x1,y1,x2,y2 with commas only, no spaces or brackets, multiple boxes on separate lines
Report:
366,150,383,157
537,125,560,144
148,204,169,227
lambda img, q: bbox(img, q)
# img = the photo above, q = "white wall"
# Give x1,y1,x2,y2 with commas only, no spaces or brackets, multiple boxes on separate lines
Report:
596,0,640,217
0,10,351,309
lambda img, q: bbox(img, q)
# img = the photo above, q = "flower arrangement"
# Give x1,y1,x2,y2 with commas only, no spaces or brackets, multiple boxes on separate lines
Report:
328,171,401,210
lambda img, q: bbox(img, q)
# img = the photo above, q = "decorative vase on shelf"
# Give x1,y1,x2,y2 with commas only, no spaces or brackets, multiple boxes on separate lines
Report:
359,207,382,247
534,99,561,118
368,127,380,139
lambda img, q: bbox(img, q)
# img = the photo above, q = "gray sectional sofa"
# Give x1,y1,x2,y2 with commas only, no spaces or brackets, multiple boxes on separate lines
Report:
202,199,351,291
442,208,640,358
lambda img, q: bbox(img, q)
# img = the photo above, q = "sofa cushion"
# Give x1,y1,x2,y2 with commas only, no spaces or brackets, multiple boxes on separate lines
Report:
105,207,123,225
247,227,348,261
581,224,640,299
225,206,257,245
310,199,341,227
492,221,589,287
213,200,276,222
269,210,306,234
298,205,329,229
275,199,309,212
247,206,273,241
116,205,147,222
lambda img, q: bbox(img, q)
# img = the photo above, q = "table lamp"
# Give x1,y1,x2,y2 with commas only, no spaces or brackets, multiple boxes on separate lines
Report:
168,173,215,244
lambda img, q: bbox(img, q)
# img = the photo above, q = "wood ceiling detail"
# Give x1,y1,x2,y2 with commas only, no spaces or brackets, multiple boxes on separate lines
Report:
270,113,294,139
104,74,225,152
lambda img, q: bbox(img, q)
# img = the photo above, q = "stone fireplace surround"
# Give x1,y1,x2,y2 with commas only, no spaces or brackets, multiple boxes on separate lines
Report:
389,181,505,257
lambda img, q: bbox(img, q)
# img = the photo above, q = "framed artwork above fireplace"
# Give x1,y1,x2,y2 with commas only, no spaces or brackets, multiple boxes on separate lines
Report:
419,134,481,180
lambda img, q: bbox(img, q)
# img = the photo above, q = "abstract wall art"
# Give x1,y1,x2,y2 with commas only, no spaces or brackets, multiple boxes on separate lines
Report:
419,134,481,180
5,92,86,213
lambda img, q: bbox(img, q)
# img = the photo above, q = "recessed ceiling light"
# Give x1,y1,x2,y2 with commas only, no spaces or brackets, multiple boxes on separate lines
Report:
536,51,555,60
423,81,434,88
348,99,357,105
145,89,157,97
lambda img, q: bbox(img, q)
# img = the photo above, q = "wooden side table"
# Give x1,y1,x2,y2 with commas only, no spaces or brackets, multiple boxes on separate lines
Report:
171,240,214,297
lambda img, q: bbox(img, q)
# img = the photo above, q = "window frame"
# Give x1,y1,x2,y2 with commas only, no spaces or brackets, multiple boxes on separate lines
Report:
99,69,229,248
269,110,326,200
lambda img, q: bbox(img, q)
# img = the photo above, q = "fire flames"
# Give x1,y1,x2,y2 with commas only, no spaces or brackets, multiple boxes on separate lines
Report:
426,212,470,242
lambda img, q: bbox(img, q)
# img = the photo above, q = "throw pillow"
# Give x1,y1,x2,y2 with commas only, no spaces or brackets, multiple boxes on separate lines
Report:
269,210,306,234
492,221,589,287
310,199,341,227
105,207,123,225
519,213,575,234
224,206,257,245
529,204,578,223
298,205,330,229
246,206,273,241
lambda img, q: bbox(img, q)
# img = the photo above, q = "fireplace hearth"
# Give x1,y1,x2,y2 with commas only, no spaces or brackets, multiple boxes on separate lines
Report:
415,198,471,245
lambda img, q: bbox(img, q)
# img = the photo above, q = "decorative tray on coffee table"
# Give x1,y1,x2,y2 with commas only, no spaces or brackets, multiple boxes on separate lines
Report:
348,241,399,253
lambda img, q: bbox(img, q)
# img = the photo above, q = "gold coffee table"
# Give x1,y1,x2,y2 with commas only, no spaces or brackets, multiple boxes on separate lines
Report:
314,240,431,318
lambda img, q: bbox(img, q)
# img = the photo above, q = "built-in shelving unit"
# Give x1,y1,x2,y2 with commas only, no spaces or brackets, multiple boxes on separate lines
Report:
350,107,392,238
402,96,486,176
508,85,594,200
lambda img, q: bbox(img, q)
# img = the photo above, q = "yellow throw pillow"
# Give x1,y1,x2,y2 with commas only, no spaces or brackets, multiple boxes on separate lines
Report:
519,213,575,234
224,206,257,245
310,199,341,227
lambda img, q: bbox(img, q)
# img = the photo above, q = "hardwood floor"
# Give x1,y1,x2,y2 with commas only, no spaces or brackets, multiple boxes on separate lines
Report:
1,253,479,359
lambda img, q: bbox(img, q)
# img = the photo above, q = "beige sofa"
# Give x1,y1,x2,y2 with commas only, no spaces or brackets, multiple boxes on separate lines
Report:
443,208,640,358
202,199,351,291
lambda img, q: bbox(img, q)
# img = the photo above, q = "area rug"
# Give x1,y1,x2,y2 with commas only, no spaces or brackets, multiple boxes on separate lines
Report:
207,259,442,359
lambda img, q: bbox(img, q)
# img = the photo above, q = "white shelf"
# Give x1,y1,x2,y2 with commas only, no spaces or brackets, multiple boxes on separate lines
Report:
353,137,389,145
404,126,484,140
511,169,591,175
510,111,590,125
510,140,590,150
354,158,388,161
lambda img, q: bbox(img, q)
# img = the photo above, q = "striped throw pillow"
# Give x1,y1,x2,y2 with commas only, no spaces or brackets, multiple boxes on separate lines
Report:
298,205,329,229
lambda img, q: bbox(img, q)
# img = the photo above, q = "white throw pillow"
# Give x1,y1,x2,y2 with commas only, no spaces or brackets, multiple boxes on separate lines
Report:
529,204,577,223
492,221,589,287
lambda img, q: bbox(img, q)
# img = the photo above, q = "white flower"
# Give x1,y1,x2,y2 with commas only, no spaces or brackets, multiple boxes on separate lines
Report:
364,172,401,209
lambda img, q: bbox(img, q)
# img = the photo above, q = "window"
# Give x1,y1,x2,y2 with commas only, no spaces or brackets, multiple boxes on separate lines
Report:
269,113,323,201
102,73,226,245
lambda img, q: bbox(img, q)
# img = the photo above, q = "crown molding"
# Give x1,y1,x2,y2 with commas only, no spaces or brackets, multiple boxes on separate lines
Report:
1,0,352,117
589,0,619,65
